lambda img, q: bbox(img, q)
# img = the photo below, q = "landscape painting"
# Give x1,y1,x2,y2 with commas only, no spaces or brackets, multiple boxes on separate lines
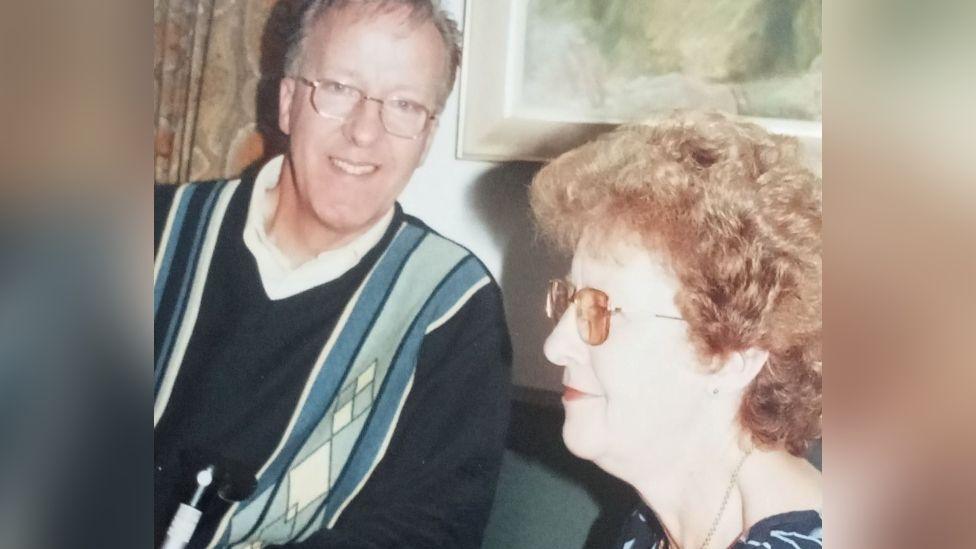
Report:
518,0,822,123
457,0,821,163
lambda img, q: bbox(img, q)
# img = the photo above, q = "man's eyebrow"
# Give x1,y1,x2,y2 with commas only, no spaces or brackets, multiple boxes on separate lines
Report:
312,70,431,100
316,67,358,80
391,84,437,96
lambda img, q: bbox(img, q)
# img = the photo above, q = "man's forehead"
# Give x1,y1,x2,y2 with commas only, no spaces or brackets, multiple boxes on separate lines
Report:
315,2,427,40
300,9,446,98
304,5,442,64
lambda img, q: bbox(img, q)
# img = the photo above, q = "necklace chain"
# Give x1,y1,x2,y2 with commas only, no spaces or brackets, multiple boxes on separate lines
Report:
698,448,751,549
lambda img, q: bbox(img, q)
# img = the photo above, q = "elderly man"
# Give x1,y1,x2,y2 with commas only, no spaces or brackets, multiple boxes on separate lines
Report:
154,1,511,547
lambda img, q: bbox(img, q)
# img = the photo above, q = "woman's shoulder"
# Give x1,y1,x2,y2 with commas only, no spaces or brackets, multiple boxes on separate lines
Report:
615,504,665,549
615,506,822,549
736,509,823,548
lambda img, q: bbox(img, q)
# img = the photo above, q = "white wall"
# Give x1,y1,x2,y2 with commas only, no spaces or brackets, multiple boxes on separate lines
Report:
399,0,565,392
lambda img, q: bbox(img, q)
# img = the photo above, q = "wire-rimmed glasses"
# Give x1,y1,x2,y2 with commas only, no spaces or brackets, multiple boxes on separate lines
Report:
294,76,436,139
546,279,683,346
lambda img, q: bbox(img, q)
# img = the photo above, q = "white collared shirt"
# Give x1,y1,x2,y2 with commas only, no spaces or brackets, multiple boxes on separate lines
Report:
242,155,394,300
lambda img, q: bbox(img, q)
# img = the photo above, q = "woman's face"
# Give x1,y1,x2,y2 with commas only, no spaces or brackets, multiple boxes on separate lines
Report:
543,239,713,472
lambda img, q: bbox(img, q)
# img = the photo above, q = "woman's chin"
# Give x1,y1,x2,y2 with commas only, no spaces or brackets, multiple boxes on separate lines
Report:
561,424,606,462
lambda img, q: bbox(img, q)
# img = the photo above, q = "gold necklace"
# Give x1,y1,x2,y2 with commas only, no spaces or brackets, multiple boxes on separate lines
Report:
698,448,751,549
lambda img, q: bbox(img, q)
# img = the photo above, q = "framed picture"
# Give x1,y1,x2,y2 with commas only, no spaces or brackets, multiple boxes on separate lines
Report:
457,0,822,169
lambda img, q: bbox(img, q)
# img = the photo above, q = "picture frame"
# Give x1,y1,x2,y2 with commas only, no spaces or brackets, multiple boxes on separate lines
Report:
456,0,822,170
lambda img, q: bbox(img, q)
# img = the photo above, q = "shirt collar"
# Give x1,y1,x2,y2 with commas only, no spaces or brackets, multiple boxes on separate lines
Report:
242,154,396,300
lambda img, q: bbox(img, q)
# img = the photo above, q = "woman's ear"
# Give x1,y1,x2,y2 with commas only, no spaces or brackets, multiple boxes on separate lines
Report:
711,347,768,393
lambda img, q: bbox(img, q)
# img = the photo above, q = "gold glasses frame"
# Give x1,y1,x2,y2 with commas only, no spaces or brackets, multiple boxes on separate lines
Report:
545,279,683,346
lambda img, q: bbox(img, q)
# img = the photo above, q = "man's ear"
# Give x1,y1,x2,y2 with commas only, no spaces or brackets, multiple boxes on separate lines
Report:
417,118,439,165
711,347,769,393
278,77,296,136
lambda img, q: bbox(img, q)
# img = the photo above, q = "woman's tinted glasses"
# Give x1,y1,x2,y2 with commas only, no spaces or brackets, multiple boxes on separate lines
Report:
545,279,683,346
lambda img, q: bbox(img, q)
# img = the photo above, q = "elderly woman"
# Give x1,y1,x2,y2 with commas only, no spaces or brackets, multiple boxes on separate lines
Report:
530,111,822,548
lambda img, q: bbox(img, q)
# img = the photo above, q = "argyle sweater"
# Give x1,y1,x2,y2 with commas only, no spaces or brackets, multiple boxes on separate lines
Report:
154,178,511,548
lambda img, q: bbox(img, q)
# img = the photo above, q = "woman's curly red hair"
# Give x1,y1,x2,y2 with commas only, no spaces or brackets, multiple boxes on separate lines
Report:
530,111,822,456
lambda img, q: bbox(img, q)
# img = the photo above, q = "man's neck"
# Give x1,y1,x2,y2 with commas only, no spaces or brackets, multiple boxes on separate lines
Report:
266,162,370,265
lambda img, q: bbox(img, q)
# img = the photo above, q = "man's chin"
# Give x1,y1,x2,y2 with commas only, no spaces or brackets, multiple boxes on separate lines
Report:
309,204,368,230
306,206,389,246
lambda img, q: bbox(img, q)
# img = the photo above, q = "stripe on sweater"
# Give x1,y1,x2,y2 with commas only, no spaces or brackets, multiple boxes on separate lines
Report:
154,182,222,390
210,226,486,547
214,222,427,546
153,183,190,301
153,180,240,425
312,256,488,537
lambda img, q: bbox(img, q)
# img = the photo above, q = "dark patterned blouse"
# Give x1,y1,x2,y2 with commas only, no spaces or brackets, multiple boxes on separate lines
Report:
616,504,823,548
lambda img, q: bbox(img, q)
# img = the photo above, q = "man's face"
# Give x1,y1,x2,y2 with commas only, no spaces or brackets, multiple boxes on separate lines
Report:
277,5,445,248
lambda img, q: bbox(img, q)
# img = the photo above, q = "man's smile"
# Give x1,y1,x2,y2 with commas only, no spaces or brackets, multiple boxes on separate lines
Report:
331,156,379,176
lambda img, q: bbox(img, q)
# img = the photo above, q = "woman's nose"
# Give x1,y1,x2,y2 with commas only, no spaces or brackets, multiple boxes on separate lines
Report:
543,306,583,369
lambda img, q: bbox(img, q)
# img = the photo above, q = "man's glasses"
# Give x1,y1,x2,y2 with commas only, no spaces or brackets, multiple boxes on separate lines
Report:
545,279,683,346
294,77,436,139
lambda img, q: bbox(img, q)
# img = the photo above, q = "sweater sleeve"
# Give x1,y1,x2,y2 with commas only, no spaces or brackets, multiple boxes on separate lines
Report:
154,183,178,257
274,281,512,549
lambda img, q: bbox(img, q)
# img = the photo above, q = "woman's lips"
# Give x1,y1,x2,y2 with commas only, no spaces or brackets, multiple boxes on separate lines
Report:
562,386,596,401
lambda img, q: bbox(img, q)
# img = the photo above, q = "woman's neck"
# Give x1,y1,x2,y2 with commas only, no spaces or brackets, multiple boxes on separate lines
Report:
615,435,743,549
737,448,822,531
625,444,821,548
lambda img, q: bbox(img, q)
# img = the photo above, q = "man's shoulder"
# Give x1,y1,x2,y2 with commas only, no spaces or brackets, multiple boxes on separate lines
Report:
154,178,236,198
154,178,228,190
154,179,234,211
154,177,251,217
399,211,495,281
153,178,250,251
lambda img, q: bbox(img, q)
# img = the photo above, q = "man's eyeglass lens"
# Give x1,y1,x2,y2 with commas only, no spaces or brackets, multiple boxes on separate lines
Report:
308,79,431,138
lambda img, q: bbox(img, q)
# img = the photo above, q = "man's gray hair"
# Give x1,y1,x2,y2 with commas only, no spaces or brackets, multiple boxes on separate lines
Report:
283,0,462,111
